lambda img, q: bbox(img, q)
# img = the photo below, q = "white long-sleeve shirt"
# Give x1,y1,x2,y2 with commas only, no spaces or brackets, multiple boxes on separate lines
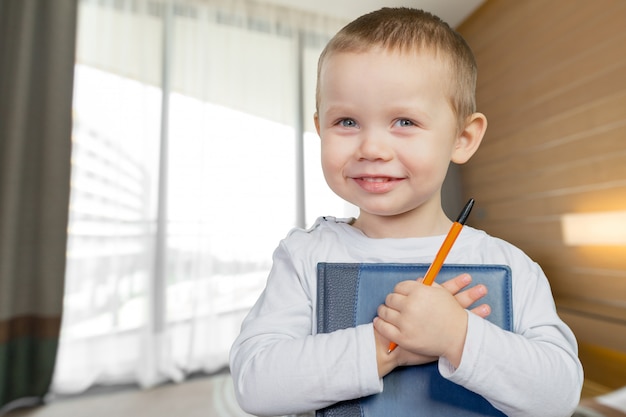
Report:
229,217,583,417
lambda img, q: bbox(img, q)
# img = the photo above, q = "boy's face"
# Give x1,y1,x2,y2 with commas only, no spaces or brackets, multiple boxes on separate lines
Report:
315,48,463,227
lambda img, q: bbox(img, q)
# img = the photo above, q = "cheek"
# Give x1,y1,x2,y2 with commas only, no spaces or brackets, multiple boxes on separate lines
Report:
320,152,346,198
320,138,346,167
320,139,354,196
320,143,340,179
401,145,452,178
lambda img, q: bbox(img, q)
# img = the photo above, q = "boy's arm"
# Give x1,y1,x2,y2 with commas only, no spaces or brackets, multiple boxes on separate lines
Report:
441,263,583,417
375,259,583,417
441,311,582,417
229,243,383,416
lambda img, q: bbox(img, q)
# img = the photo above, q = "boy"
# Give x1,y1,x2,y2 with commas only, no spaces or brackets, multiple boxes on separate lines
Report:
230,8,583,417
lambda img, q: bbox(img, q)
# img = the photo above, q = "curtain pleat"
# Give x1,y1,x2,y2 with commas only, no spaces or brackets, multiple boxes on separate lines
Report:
0,0,77,410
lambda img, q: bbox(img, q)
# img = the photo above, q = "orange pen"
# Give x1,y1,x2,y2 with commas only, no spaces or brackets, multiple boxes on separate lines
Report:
387,198,475,353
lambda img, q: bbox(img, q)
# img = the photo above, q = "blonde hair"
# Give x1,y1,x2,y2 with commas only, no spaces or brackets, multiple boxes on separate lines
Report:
316,8,477,130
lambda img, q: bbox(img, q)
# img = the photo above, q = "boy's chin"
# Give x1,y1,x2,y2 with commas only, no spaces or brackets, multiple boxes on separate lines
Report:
357,208,417,220
358,203,445,221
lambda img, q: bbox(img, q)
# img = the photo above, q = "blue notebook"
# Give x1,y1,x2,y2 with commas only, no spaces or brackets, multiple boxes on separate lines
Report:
316,263,512,417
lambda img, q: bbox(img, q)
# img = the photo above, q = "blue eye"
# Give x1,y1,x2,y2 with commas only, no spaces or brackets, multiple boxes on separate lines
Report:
395,119,414,127
339,118,357,128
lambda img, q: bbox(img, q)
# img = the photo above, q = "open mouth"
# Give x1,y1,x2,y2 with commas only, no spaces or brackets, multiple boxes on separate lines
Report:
356,176,399,182
352,176,404,193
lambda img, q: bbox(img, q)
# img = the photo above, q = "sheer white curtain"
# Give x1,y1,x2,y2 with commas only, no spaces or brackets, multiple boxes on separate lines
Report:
52,0,349,394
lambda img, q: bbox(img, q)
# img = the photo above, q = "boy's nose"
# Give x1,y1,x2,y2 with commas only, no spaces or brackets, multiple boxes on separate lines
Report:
357,131,394,161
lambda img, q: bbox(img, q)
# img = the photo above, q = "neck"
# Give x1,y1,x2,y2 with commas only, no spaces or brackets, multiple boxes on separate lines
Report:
352,207,452,239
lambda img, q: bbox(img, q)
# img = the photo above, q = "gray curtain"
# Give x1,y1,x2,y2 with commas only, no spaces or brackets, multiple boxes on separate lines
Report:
0,0,77,410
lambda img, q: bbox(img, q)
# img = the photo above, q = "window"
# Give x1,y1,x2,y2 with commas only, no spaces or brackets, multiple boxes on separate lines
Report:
54,0,350,393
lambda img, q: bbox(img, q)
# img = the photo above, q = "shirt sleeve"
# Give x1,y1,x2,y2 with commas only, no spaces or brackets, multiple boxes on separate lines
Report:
438,260,583,417
229,240,383,416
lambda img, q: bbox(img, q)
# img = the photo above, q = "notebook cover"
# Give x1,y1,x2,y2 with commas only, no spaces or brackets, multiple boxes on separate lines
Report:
316,263,512,417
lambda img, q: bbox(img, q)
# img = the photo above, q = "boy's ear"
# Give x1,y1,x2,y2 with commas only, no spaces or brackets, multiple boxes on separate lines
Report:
451,112,487,164
314,112,321,136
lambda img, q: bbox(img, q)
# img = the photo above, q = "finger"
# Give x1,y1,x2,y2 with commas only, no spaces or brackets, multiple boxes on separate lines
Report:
383,291,407,310
377,303,402,324
392,279,421,295
470,303,491,318
373,316,402,345
454,284,487,308
440,273,472,295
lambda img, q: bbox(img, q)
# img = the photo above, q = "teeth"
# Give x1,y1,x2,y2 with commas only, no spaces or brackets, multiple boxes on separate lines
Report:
361,177,389,182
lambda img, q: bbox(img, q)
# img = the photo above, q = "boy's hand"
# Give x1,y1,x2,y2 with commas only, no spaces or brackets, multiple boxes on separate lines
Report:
374,325,437,377
442,273,491,319
373,273,489,377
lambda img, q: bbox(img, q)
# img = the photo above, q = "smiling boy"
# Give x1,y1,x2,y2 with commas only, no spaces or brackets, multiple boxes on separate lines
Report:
230,8,583,417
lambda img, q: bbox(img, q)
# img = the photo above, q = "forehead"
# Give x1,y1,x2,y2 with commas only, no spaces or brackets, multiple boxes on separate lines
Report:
319,48,452,96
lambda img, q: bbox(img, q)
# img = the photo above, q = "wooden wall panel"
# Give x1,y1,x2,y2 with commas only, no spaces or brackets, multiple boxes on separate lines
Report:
457,0,626,394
